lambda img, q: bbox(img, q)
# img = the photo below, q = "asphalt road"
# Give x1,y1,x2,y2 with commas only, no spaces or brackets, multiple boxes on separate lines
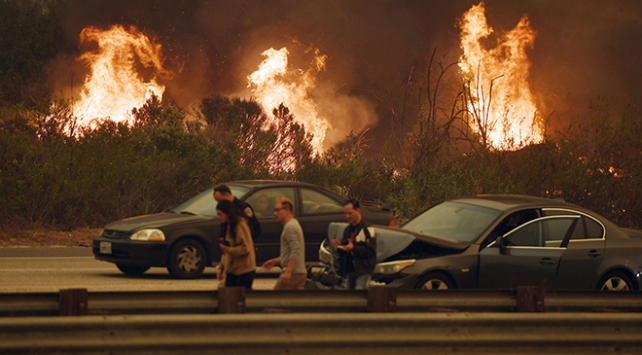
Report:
0,247,277,292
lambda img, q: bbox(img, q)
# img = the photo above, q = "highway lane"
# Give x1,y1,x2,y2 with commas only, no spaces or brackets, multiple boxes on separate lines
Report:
0,247,277,292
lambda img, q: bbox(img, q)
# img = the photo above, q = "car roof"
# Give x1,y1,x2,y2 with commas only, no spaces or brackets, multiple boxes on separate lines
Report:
225,180,330,190
224,180,347,201
451,194,574,212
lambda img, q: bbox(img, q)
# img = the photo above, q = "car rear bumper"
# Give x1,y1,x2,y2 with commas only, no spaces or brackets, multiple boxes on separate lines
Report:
92,238,168,267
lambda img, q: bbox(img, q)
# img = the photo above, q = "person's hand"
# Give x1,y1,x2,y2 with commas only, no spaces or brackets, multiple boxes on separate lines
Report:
342,239,354,252
281,269,292,284
331,239,342,248
216,267,224,281
218,243,227,251
262,259,277,271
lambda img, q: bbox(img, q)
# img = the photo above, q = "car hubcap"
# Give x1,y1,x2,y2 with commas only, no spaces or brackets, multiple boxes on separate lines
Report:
422,279,449,290
601,277,630,291
177,246,202,273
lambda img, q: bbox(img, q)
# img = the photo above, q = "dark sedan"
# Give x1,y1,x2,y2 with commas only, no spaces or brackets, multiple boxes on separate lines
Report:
369,195,642,291
92,180,393,278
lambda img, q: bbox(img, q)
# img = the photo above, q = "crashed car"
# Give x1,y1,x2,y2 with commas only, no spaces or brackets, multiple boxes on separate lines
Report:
366,194,642,291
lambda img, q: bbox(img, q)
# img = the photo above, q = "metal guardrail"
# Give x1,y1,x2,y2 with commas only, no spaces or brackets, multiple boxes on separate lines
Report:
1,287,642,316
2,312,642,354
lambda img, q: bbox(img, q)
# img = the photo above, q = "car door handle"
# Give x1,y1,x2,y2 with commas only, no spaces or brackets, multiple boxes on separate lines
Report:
538,258,557,265
587,250,601,258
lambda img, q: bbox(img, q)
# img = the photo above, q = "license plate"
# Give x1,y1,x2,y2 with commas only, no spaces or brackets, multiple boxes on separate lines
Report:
99,241,112,254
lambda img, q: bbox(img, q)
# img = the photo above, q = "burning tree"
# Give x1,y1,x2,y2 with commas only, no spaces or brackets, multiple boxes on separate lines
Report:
199,95,314,175
73,25,170,129
458,2,543,150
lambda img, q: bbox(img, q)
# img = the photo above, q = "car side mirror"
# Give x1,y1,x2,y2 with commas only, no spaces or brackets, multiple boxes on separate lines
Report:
495,236,507,253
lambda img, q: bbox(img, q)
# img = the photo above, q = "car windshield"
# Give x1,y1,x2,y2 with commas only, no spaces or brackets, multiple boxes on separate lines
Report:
402,201,502,243
172,186,251,217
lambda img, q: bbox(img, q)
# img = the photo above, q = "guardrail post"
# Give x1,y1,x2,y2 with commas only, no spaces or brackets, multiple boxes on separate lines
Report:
218,287,246,314
59,288,88,316
368,286,397,312
516,286,545,312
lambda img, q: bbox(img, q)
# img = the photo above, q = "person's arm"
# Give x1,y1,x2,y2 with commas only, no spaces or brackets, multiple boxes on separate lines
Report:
281,223,304,282
332,226,351,251
283,224,304,266
262,256,281,270
217,254,227,280
281,258,297,283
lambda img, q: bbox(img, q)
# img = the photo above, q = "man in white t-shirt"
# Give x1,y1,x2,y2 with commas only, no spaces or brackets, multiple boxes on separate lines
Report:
261,198,307,290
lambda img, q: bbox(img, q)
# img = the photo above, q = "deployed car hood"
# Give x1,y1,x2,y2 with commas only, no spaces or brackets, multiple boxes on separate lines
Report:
104,212,211,232
327,222,468,262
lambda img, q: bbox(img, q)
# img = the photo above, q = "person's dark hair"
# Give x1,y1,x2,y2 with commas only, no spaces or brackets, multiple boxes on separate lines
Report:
216,199,249,238
344,198,360,209
213,184,232,195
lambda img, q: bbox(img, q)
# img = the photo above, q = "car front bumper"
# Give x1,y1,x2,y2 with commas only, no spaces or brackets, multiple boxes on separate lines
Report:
92,238,169,267
371,273,419,289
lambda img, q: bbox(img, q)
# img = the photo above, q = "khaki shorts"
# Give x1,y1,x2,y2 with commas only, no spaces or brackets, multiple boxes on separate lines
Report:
273,272,307,290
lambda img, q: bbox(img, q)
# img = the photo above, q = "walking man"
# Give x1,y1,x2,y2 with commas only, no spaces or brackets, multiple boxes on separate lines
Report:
262,198,307,290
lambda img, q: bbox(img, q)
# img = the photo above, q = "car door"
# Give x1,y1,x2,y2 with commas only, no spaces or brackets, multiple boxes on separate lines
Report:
295,187,345,263
478,216,580,289
243,187,296,262
543,209,606,290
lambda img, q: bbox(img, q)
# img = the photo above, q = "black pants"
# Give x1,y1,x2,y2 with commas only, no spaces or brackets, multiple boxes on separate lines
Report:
225,271,255,289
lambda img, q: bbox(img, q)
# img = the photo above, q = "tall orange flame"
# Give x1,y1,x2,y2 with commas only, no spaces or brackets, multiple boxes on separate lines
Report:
458,2,543,150
247,47,331,154
73,25,167,127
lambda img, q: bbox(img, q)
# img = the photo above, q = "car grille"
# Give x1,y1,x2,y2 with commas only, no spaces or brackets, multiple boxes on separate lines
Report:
102,229,131,240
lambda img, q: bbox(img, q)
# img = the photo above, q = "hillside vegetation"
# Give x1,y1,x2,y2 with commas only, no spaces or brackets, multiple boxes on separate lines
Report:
1,1,641,246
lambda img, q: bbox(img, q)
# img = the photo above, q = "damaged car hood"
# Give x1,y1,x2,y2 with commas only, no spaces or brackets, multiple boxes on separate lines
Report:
327,222,469,262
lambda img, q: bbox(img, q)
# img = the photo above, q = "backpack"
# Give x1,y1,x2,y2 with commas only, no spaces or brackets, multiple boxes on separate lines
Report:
234,199,261,240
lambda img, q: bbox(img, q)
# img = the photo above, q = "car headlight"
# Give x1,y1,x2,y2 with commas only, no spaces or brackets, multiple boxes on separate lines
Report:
374,259,416,275
319,240,335,263
130,229,166,241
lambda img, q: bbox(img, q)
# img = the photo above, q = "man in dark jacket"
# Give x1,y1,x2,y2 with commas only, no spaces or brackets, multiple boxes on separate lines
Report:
331,199,376,289
213,184,261,240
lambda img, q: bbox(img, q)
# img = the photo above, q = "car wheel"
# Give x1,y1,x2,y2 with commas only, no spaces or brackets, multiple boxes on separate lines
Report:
598,271,633,291
418,272,453,290
167,239,206,279
116,264,150,275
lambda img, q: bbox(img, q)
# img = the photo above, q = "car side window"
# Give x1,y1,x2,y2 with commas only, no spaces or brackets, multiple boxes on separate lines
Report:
245,188,296,218
482,209,539,248
506,222,540,247
542,209,605,240
584,217,605,239
542,218,578,247
300,188,342,215
505,217,579,248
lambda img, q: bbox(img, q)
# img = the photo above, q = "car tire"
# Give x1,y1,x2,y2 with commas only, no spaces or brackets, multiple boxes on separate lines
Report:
598,271,633,291
116,264,150,275
417,271,454,290
167,239,207,279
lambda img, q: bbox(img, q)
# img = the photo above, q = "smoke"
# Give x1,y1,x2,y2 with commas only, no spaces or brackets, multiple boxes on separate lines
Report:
51,0,642,148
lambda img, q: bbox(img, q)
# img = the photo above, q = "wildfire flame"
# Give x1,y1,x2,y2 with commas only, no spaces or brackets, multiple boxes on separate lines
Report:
458,2,543,150
247,47,331,154
73,25,168,127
